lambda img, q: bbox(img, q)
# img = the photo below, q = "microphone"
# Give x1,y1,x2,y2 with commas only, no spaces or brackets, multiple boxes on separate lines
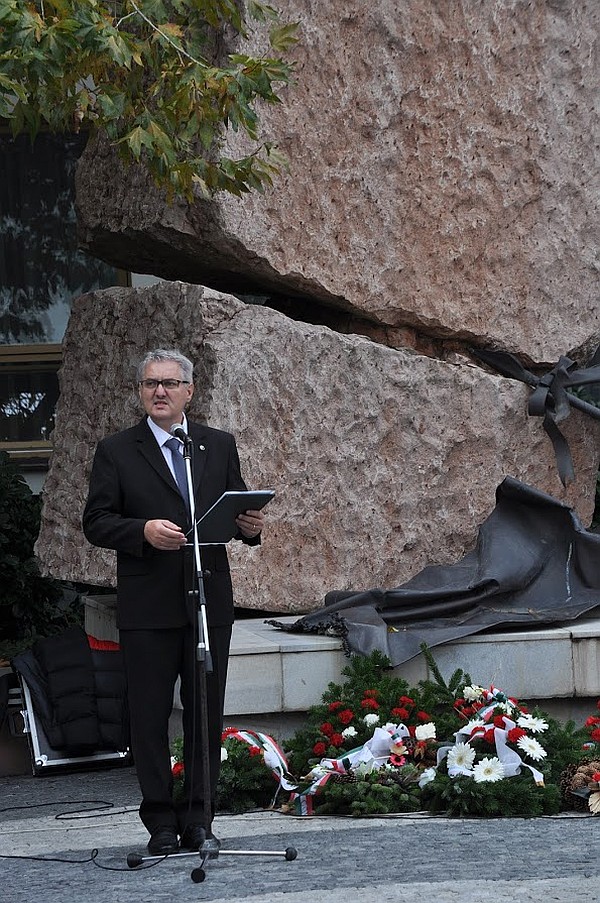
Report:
170,424,188,442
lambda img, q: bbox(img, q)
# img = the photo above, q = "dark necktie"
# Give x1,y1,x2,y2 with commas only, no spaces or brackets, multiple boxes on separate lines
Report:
165,437,190,510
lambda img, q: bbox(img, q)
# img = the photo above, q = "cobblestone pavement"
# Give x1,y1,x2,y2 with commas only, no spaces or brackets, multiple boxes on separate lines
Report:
1,767,598,903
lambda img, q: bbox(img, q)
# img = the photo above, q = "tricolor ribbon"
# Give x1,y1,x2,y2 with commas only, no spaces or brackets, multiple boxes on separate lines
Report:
288,724,411,814
223,729,299,800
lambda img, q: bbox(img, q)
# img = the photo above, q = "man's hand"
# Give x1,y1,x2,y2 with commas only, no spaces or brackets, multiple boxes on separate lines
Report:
144,519,187,550
236,508,265,539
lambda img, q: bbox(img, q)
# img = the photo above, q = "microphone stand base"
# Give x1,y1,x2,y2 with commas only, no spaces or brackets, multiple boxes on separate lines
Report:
126,843,299,883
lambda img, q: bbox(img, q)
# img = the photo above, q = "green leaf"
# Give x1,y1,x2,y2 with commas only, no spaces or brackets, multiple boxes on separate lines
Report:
96,90,127,120
247,2,279,23
0,72,28,102
0,0,18,23
118,124,152,159
269,21,299,53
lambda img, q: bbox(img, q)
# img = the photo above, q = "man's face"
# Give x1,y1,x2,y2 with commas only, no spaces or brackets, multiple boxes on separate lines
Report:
138,360,194,430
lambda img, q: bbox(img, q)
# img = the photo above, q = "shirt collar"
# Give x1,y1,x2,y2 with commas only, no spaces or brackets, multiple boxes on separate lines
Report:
147,414,189,447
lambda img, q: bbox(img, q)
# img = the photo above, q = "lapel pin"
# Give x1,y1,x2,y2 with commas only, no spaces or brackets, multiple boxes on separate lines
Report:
199,444,205,451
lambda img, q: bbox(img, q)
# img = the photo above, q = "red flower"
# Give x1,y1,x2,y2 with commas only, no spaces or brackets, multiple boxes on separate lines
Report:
592,772,600,783
493,715,507,729
590,728,600,743
222,726,238,738
330,733,344,747
320,722,335,736
454,698,465,708
361,698,380,709
483,729,496,745
172,761,184,778
399,696,414,707
389,753,406,767
585,716,600,727
391,707,409,720
507,727,527,743
313,742,327,756
328,701,344,712
416,711,431,722
338,709,355,724
363,689,379,698
248,746,262,757
461,706,474,717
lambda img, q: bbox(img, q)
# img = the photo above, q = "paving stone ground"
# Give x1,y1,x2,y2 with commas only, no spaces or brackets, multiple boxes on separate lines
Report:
0,766,598,903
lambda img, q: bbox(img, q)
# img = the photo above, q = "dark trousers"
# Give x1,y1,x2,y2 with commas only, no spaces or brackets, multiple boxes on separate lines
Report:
119,623,232,834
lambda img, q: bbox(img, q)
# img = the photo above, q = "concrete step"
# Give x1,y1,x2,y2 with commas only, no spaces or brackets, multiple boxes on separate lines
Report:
3,603,599,776
223,613,600,729
84,597,600,730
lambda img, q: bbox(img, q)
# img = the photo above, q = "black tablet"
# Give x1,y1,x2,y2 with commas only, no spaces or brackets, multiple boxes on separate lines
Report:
196,490,275,543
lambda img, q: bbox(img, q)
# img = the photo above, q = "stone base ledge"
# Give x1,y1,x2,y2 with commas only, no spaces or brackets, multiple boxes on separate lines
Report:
3,604,600,776
225,617,345,716
83,597,600,724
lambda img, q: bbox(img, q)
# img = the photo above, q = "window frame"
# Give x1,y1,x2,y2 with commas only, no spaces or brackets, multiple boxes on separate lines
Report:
0,342,63,466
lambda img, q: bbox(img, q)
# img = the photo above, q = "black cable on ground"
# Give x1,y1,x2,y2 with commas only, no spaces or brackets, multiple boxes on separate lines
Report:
0,799,166,871
0,799,137,819
0,848,165,872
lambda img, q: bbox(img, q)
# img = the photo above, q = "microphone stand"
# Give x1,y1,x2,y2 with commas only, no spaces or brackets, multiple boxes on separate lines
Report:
181,430,213,847
126,427,297,883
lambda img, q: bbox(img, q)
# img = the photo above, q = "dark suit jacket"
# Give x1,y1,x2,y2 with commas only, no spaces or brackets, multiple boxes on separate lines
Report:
83,418,259,630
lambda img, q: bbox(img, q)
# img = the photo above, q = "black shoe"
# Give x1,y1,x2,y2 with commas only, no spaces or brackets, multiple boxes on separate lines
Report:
202,831,221,856
147,826,179,856
180,824,206,851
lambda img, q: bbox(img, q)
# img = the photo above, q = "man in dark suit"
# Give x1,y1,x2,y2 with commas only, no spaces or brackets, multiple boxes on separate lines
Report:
83,348,265,856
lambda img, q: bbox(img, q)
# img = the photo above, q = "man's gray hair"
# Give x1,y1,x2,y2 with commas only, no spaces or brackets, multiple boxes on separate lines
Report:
137,349,194,383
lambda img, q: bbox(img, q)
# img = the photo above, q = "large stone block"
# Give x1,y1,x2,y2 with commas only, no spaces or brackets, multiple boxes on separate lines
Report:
37,283,600,613
76,1,600,362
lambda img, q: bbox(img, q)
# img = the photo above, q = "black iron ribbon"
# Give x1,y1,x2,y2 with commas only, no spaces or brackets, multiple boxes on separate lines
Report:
472,348,600,487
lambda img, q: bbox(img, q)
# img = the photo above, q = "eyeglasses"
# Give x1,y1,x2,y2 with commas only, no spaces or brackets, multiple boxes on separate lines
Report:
139,379,191,390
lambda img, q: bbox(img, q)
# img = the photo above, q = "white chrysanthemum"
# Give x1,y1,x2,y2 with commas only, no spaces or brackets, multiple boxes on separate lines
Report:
517,714,548,734
363,713,380,726
447,743,476,773
472,757,505,783
418,767,437,788
221,747,229,762
463,685,485,702
516,735,547,762
341,726,358,739
415,722,436,741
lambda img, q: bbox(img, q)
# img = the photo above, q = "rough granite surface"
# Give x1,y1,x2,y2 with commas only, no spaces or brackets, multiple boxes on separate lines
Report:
36,284,600,613
76,1,600,362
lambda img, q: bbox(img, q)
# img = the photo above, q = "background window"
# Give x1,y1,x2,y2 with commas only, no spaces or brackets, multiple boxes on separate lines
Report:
0,131,126,478
0,131,121,346
0,344,60,443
